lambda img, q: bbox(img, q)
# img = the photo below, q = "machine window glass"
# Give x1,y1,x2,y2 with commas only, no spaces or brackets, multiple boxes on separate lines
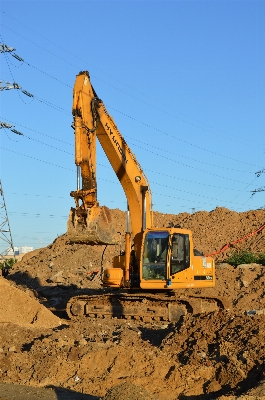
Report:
170,233,190,275
142,231,169,280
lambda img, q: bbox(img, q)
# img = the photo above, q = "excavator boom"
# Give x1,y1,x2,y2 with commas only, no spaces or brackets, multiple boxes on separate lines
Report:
67,71,152,247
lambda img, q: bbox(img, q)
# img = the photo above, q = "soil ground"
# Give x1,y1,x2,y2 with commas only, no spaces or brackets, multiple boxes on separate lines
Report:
0,207,264,399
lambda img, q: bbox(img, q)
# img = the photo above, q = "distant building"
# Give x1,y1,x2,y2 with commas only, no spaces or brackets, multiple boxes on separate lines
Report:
18,246,34,254
5,246,33,256
6,247,19,256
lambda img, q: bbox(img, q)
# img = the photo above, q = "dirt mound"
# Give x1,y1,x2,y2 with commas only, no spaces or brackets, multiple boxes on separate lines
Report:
12,207,265,292
0,382,59,400
160,312,264,397
153,207,265,260
0,207,264,399
0,313,263,399
0,277,62,328
174,263,265,315
101,382,158,400
8,207,265,319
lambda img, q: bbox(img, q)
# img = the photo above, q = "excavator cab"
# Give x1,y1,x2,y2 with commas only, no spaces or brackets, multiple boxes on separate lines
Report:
103,227,215,290
140,229,192,289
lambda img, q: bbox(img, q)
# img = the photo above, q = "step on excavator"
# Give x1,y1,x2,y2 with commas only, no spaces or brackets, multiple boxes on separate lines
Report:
66,71,226,322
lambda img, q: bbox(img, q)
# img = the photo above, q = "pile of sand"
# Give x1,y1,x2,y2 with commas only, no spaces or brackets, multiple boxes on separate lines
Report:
0,206,263,399
0,277,61,328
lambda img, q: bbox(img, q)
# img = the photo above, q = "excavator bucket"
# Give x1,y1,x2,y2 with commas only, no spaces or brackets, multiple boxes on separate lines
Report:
67,205,118,245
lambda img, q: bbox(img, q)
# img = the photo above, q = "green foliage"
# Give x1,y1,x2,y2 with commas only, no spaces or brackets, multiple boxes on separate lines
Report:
225,250,258,267
0,258,17,269
225,251,265,266
257,252,265,266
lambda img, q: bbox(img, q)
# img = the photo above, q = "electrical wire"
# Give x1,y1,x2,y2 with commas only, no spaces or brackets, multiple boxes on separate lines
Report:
1,15,264,150
1,28,263,169
130,143,254,182
8,211,68,218
0,147,73,171
1,117,257,185
1,145,261,211
127,138,254,174
1,122,262,210
145,168,246,192
32,95,69,114
1,18,264,212
108,105,263,168
0,117,72,145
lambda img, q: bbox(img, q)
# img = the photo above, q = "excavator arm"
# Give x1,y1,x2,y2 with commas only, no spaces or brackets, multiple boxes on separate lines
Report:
68,71,153,247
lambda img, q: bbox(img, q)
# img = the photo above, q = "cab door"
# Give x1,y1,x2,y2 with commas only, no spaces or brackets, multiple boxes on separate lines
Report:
140,230,169,289
169,233,194,287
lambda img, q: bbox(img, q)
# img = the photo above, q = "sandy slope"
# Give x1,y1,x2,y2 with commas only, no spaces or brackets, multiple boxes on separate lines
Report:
0,207,264,399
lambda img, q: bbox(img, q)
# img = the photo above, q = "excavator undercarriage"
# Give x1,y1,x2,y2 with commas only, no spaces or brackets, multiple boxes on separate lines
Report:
66,291,228,322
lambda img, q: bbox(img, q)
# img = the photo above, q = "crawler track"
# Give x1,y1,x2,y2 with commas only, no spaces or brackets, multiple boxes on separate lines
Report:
66,292,227,322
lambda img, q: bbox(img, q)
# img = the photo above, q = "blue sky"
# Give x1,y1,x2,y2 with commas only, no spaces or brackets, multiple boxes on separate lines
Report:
0,0,264,252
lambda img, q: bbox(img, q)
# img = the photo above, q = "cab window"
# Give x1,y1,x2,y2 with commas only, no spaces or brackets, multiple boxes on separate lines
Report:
170,233,190,275
142,231,169,280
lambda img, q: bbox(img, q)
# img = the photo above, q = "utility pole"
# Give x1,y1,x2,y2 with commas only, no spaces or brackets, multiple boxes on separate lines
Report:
251,187,265,194
0,180,16,274
0,121,23,136
0,80,33,97
0,43,24,62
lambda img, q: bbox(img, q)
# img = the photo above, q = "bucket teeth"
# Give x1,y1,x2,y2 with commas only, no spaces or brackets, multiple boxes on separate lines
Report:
67,205,118,245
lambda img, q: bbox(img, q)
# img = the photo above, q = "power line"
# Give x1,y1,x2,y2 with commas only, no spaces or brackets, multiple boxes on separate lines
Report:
127,137,254,174
1,145,260,211
8,211,68,219
0,117,72,145
1,36,263,169
1,110,260,210
130,142,254,183
1,97,261,209
94,74,264,150
1,23,263,214
1,23,79,70
145,168,246,192
1,111,258,188
33,95,69,114
0,146,74,171
152,189,259,209
3,73,260,168
26,61,71,87
109,105,264,168
0,139,255,189
153,182,241,204
1,115,256,181
1,18,264,151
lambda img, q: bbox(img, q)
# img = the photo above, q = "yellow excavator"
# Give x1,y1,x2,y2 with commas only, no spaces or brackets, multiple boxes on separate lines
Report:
67,71,224,321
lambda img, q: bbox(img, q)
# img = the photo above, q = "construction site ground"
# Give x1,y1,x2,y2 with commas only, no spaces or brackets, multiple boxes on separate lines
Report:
0,207,264,400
